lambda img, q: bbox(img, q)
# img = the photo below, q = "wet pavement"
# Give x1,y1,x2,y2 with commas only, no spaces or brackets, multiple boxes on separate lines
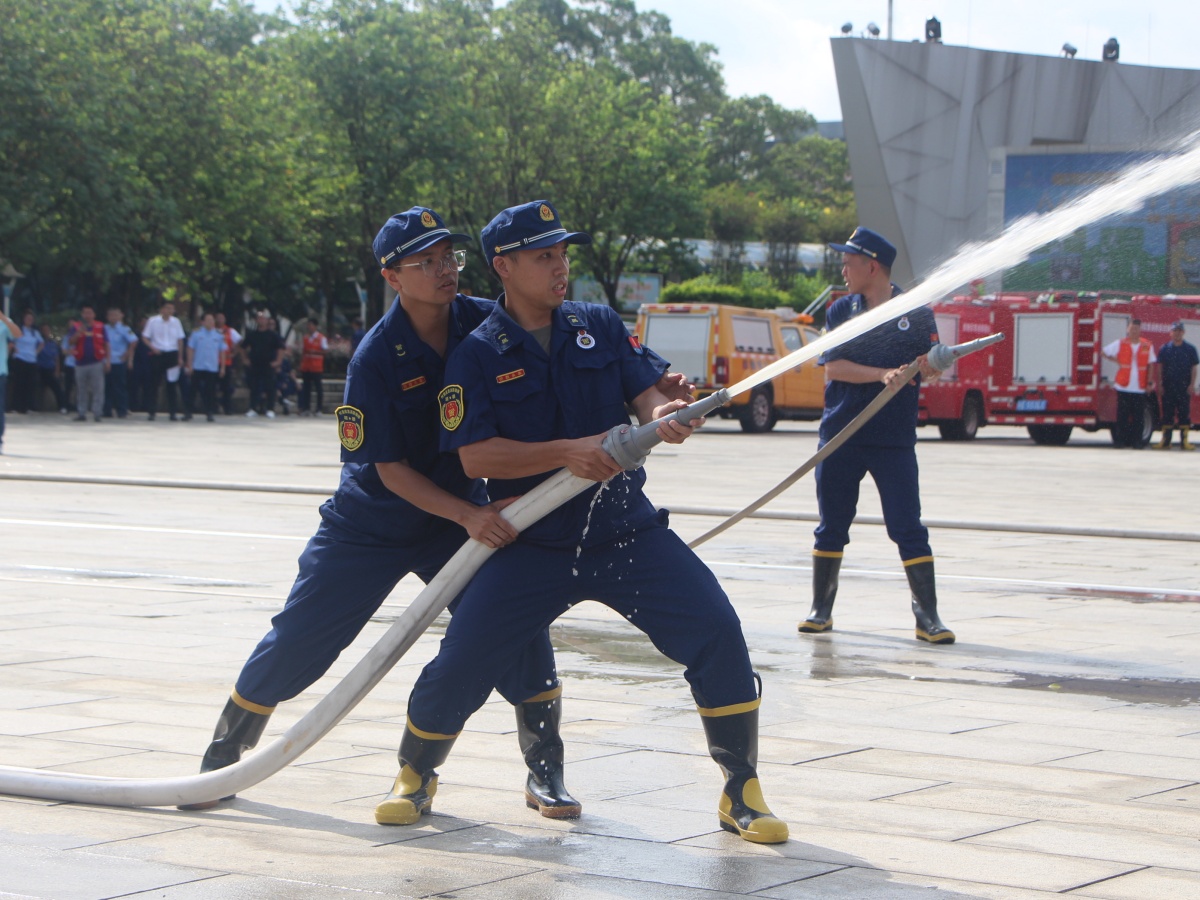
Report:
1,412,1199,899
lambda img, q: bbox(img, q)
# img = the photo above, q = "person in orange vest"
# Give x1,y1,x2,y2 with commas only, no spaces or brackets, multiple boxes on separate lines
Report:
299,318,328,415
1102,318,1157,449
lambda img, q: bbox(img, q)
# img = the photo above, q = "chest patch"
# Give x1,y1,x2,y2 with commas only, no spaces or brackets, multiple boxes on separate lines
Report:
336,405,364,451
898,317,910,331
439,385,465,431
496,368,525,384
401,375,427,391
576,331,596,349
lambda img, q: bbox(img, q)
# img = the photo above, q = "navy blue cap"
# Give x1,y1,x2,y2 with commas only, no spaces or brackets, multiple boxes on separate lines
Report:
1171,320,1186,330
480,200,592,269
373,207,471,268
829,226,897,269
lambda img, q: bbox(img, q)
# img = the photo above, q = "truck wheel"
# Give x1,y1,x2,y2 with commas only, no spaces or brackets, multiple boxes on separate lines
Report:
1140,403,1157,446
938,396,982,441
739,388,777,433
1028,424,1073,445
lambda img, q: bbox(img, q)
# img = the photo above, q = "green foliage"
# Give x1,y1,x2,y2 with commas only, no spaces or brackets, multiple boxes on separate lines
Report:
0,0,857,322
661,273,790,310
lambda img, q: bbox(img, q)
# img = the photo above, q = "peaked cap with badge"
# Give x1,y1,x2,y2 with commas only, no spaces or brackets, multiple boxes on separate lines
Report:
480,200,592,270
374,207,472,268
829,226,898,269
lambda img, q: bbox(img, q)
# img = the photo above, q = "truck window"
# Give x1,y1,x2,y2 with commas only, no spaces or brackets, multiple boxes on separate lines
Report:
732,316,774,354
642,314,712,384
780,326,802,353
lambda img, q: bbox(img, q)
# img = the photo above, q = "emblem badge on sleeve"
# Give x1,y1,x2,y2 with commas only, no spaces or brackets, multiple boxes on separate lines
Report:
336,405,365,451
439,385,465,431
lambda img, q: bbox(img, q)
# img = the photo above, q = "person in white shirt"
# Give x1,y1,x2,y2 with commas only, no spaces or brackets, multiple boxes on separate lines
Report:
141,300,186,421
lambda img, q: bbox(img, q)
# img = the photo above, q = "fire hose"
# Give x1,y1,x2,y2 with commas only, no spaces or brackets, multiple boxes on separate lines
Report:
0,333,1000,808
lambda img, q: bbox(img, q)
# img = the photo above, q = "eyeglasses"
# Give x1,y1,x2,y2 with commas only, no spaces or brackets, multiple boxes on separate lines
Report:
392,249,466,277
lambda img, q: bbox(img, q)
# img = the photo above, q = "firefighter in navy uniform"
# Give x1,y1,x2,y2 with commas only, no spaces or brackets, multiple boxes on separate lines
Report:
1155,321,1198,450
184,208,579,819
799,227,954,644
373,200,789,844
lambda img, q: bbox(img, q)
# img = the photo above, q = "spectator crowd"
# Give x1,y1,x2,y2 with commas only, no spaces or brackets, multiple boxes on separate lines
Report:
3,304,347,427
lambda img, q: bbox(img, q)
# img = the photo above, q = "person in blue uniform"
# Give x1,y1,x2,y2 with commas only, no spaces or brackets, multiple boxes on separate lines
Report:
184,208,578,818
1155,321,1198,450
799,227,954,644
374,200,788,845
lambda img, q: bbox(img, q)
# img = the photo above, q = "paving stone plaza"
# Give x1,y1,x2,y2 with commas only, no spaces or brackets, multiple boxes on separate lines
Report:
1,413,1198,899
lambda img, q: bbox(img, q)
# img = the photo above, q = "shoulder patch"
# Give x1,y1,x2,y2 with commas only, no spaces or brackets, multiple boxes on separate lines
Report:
401,375,427,391
336,405,364,451
496,368,525,384
439,385,465,431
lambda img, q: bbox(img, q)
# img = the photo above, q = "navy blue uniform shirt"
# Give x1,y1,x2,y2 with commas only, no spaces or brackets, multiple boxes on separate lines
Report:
819,290,937,448
1159,340,1199,388
441,298,667,549
328,294,492,541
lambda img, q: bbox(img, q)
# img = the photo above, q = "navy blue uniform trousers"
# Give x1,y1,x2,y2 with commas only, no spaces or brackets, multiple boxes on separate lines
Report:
814,443,931,561
235,515,556,709
407,520,756,737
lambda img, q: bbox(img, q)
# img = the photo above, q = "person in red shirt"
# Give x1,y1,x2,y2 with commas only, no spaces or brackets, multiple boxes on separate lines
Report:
70,305,109,422
299,318,329,415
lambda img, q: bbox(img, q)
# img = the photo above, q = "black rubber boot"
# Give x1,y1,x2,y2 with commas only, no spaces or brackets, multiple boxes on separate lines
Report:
375,722,457,825
700,704,788,844
905,559,956,644
516,694,582,818
1156,428,1173,449
178,694,272,810
798,552,841,633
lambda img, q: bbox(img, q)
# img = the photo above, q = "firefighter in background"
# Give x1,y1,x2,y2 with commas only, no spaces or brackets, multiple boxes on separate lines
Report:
1102,319,1157,449
1155,320,1199,450
800,227,955,644
299,318,329,415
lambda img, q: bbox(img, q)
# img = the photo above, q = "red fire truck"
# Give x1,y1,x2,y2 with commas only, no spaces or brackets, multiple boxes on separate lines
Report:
920,292,1200,445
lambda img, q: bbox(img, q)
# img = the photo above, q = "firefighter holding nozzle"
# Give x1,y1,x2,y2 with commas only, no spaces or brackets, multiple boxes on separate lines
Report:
800,227,956,644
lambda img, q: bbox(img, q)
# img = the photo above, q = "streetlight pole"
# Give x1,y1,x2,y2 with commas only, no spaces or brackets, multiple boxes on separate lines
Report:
887,0,893,40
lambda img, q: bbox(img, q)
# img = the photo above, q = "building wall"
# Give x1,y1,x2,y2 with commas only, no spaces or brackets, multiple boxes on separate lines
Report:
831,37,1200,285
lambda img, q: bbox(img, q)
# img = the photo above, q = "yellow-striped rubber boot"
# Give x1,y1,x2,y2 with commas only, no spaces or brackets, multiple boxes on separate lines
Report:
516,690,581,819
905,558,956,644
799,551,841,633
179,692,273,810
375,765,438,825
700,701,789,844
375,722,456,826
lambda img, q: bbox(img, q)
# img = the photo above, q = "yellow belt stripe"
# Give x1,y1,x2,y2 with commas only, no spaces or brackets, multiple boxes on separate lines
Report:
407,720,461,741
812,550,844,559
522,685,562,704
903,555,935,567
697,698,760,718
231,689,276,716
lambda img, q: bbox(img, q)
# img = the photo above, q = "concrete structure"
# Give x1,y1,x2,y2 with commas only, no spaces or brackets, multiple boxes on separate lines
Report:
831,37,1200,285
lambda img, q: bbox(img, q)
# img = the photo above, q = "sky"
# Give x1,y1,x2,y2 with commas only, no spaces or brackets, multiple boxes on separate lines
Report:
253,1,1199,122
623,1,1198,121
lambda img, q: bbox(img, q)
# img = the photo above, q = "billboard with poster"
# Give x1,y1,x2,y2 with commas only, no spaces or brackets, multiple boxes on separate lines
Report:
1001,149,1200,294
